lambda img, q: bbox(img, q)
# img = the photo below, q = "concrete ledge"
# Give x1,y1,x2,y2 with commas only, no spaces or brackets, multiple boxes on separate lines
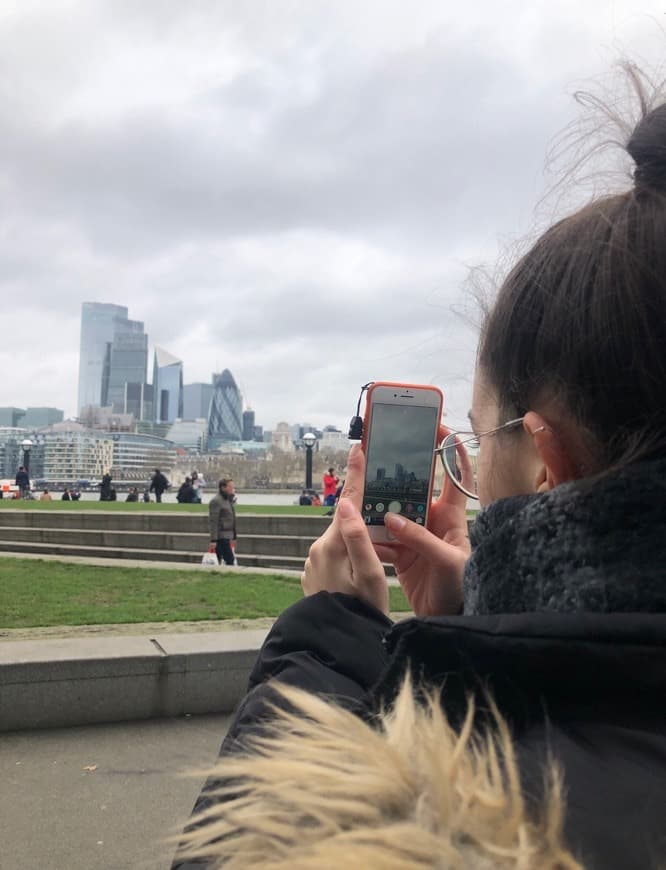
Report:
0,630,268,732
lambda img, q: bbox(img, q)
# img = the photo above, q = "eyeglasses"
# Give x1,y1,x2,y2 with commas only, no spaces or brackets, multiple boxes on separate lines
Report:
436,417,525,500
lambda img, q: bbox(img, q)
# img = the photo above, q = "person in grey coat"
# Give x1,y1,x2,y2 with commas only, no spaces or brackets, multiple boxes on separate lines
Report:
208,478,237,565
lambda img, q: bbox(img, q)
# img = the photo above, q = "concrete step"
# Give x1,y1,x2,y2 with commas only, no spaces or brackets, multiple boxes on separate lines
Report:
0,630,269,731
0,539,308,571
0,510,332,536
0,526,318,557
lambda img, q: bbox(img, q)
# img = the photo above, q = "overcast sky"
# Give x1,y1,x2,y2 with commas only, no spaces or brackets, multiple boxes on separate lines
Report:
1,1,664,432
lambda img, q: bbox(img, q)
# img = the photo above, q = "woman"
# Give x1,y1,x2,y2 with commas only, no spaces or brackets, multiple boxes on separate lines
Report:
175,88,666,869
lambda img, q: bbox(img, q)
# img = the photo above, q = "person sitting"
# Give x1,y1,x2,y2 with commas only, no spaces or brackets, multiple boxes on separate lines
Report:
125,487,139,503
39,489,52,502
191,471,205,503
176,477,196,504
61,488,71,501
298,489,313,506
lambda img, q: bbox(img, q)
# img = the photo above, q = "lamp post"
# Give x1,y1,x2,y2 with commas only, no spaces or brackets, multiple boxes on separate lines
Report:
302,432,317,491
21,439,33,477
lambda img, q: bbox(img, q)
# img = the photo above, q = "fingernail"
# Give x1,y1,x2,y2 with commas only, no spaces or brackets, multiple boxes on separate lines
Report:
337,498,354,518
385,512,405,530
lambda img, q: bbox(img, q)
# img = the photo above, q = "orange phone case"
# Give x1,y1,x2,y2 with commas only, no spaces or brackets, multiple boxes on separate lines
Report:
361,381,444,454
360,382,444,536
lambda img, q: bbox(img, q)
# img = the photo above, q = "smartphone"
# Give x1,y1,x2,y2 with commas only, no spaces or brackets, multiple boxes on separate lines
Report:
361,382,443,542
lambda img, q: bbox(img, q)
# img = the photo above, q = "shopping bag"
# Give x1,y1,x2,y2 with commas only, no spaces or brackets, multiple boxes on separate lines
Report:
201,545,218,567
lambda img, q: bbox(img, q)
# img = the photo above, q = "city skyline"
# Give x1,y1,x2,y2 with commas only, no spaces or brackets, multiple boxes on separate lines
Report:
1,4,663,433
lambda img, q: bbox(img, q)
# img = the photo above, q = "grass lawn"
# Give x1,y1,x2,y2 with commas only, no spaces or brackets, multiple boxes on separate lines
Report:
0,500,478,520
0,557,411,628
0,500,328,516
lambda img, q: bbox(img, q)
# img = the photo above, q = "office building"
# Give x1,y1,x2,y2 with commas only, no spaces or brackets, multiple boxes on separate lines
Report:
242,409,255,441
0,408,26,428
321,429,348,450
183,383,214,421
208,369,242,444
21,407,65,428
123,382,153,421
108,432,175,481
272,422,294,452
153,347,184,424
166,419,208,453
0,428,25,477
104,320,149,413
78,303,128,413
78,302,149,416
39,423,114,482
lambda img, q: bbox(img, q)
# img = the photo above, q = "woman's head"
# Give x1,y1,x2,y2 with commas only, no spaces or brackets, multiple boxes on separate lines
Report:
472,94,666,504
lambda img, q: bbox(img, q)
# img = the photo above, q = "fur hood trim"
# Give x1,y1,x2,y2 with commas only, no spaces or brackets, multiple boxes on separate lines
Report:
174,679,583,869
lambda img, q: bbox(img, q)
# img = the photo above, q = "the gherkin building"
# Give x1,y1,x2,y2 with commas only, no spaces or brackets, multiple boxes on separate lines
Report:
207,369,243,445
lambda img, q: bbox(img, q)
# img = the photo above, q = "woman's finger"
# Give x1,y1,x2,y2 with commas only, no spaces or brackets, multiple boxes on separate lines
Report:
336,499,388,612
337,443,367,511
384,512,465,566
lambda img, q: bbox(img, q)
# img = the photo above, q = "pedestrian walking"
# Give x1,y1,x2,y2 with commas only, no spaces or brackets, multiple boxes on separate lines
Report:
322,467,339,506
149,468,169,503
99,472,113,501
15,465,30,499
208,478,237,566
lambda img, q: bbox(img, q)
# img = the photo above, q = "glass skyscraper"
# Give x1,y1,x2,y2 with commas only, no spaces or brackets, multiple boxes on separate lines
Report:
183,382,214,421
242,408,256,441
104,320,148,413
153,347,184,423
78,303,149,416
208,369,243,443
78,303,128,413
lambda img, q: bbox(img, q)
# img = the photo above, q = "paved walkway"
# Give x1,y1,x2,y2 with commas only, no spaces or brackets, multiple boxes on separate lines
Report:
0,712,231,870
0,549,304,575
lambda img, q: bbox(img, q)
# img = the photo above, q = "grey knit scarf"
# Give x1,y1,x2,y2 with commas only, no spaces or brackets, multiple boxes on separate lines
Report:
463,459,666,615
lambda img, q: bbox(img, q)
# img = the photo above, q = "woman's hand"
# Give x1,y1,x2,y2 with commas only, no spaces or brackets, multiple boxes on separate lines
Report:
374,426,471,617
301,444,389,615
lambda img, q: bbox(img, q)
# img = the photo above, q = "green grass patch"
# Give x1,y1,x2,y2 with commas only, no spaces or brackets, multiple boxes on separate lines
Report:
0,557,410,628
0,500,477,519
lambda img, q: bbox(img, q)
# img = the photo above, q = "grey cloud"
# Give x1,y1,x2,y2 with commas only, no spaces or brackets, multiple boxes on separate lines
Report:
1,35,570,261
0,0,662,426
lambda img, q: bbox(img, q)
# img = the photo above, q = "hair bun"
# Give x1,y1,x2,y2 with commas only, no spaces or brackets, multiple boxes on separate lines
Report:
627,103,666,192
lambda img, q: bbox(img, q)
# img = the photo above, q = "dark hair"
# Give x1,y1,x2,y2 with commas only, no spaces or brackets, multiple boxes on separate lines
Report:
478,96,666,468
218,478,233,493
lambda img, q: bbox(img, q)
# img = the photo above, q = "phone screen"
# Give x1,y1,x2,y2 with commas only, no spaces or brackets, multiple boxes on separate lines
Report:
363,402,439,526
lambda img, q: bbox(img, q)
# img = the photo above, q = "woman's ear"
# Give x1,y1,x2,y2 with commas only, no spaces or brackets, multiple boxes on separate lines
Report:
523,411,580,491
